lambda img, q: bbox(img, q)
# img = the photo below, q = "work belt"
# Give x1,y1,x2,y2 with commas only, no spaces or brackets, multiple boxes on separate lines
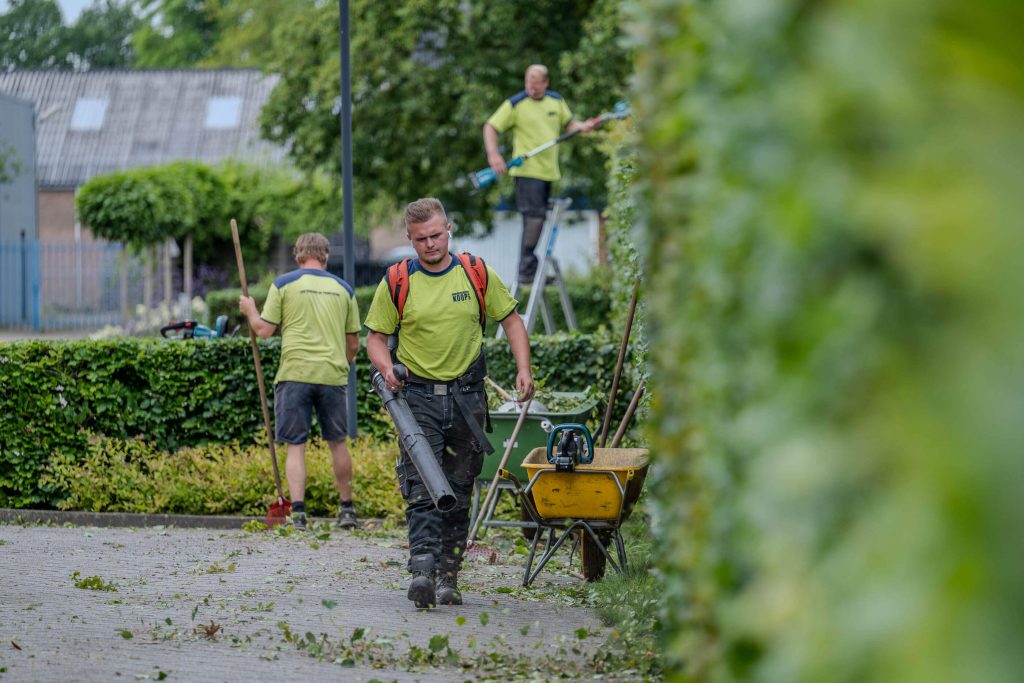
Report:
404,351,495,454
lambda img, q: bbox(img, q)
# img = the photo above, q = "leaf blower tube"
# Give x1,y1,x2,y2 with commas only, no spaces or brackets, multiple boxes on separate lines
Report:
370,364,457,512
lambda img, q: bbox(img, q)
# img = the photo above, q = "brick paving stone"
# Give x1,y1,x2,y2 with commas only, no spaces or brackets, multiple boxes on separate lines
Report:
0,523,608,682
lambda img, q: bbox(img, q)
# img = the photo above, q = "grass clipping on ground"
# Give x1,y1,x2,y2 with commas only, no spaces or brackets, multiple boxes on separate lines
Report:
41,435,403,520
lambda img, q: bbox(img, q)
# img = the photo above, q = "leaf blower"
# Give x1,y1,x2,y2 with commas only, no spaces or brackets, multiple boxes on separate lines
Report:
370,364,457,512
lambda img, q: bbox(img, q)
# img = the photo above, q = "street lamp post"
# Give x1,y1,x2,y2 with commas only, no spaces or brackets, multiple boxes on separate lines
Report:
338,0,357,436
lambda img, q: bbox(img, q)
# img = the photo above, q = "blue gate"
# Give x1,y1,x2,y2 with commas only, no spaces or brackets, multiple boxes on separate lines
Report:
0,239,130,331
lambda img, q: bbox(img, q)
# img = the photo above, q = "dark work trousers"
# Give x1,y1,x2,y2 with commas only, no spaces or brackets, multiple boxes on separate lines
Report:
396,384,488,571
515,177,552,283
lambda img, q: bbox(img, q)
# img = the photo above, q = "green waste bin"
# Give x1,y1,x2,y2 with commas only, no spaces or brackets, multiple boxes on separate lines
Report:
480,392,597,483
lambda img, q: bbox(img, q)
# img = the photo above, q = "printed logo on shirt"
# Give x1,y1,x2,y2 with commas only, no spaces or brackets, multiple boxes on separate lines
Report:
452,291,471,303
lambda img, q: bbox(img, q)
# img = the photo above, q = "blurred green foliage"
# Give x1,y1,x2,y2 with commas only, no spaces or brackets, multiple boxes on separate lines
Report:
631,0,1024,681
0,333,635,508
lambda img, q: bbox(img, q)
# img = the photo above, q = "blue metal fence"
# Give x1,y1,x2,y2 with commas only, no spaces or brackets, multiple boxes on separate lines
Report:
0,239,142,331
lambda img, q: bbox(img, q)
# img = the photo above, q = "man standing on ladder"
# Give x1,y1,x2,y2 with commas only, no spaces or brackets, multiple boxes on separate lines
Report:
483,64,596,285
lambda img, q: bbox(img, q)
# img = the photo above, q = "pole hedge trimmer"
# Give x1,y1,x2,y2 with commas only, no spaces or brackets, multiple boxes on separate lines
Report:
467,101,631,192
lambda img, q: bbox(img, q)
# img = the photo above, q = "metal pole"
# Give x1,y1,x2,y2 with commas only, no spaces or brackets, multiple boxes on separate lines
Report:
338,0,357,437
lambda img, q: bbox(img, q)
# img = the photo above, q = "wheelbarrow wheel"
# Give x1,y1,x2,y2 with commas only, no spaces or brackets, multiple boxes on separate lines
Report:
579,530,610,582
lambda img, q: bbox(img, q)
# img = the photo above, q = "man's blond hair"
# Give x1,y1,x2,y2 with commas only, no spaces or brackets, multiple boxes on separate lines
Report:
293,232,330,265
525,64,548,80
404,198,447,229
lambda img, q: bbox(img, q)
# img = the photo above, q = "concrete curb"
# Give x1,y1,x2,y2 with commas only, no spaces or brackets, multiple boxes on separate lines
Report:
0,508,388,530
0,508,257,528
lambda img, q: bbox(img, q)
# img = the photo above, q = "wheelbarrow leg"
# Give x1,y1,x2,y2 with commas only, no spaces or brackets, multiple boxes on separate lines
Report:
522,526,547,587
614,530,628,573
579,522,624,576
527,521,591,586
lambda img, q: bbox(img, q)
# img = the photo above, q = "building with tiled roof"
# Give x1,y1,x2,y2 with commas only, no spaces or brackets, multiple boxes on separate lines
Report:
0,69,284,242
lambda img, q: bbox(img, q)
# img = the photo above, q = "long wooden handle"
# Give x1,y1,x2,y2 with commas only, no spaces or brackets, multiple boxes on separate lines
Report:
611,380,646,448
599,276,640,447
485,376,514,403
231,219,285,500
467,397,533,545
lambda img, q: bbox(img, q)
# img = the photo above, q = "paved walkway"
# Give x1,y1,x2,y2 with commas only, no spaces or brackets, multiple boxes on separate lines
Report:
0,518,608,682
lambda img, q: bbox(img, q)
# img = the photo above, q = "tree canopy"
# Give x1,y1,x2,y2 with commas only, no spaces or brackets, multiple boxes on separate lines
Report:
0,0,139,71
76,160,341,270
2,0,632,225
258,0,632,225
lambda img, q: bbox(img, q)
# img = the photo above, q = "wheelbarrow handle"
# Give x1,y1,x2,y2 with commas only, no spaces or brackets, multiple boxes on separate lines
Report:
498,469,543,526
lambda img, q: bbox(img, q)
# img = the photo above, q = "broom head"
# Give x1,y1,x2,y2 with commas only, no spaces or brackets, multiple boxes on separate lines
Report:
265,495,291,528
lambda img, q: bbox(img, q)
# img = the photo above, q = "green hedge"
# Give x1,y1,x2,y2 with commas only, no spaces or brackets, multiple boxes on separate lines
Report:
0,333,635,508
633,0,1024,681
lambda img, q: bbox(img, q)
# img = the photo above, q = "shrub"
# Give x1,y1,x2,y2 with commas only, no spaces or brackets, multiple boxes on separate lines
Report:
40,435,403,520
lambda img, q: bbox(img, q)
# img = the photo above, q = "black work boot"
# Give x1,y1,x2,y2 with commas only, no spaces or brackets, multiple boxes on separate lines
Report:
407,554,436,608
435,556,462,606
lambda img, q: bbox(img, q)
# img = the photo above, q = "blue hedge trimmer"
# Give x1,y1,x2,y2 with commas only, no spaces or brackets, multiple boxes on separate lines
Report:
467,101,631,191
159,316,236,340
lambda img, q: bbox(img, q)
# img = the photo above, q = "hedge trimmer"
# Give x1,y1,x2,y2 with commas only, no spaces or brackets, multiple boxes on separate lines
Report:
159,316,236,340
467,101,631,191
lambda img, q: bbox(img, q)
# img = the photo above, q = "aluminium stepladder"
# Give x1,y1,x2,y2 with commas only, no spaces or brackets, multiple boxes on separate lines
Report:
496,196,577,339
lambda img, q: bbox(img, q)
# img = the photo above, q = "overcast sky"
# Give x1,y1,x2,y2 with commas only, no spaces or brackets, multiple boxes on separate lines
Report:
0,0,93,23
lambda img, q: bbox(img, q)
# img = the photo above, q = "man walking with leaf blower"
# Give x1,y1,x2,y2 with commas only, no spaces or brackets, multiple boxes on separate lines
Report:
483,64,596,284
239,233,361,531
365,198,534,607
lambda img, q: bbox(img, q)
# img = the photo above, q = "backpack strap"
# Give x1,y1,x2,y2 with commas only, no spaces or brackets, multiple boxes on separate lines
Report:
386,258,412,320
455,252,488,330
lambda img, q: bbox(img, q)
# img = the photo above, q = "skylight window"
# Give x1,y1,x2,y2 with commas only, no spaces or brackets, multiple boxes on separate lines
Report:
69,98,107,131
204,97,242,129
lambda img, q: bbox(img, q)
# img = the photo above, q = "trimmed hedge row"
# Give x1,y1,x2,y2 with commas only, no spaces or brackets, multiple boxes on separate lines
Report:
0,333,635,508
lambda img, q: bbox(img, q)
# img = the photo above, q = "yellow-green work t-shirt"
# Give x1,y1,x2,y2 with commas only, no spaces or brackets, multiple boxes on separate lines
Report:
363,257,517,381
486,90,573,182
260,268,360,385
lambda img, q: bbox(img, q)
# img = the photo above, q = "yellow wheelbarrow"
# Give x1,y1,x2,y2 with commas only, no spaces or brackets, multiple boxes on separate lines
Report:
500,424,649,586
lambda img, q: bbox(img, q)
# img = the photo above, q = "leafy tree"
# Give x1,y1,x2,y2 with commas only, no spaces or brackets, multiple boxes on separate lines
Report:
200,0,314,68
0,0,139,71
77,170,167,246
259,0,631,227
0,0,68,71
76,160,341,271
64,0,140,69
132,0,224,68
